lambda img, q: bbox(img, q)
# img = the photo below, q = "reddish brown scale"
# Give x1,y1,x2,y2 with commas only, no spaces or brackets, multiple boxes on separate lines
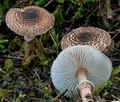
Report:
5,6,54,40
61,27,111,51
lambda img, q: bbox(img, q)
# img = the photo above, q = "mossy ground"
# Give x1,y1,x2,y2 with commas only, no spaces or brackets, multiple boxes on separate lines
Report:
0,0,120,102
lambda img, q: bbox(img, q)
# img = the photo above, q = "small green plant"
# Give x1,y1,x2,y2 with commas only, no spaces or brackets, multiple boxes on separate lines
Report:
71,0,94,5
12,91,26,102
55,0,64,3
112,66,120,77
0,88,8,97
53,7,64,26
93,80,113,96
0,0,10,25
35,0,48,6
72,4,84,20
41,84,52,98
4,58,13,71
0,39,8,50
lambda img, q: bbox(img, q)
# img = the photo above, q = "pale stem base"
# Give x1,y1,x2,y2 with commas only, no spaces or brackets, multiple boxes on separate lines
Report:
76,68,94,102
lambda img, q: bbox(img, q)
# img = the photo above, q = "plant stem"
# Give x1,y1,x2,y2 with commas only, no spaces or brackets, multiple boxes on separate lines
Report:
106,0,113,19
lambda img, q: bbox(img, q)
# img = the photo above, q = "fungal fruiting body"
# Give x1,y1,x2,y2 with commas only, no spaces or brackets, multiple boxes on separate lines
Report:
61,27,111,51
5,6,55,64
51,45,112,102
5,6,54,41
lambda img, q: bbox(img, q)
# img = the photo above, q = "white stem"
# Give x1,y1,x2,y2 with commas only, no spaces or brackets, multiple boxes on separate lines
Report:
76,68,94,102
24,35,35,42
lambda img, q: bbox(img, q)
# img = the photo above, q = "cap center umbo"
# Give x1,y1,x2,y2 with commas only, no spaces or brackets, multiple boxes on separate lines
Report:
23,9,38,20
78,32,93,42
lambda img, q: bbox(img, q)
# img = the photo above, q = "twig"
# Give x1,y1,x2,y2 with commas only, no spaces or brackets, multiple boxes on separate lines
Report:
0,68,7,74
111,58,120,62
65,22,74,35
0,55,23,60
106,0,113,19
49,31,57,46
84,2,104,26
44,0,53,7
39,71,49,78
57,22,74,53
33,69,42,83
12,0,29,7
1,97,10,102
111,94,119,101
112,32,120,40
52,92,64,102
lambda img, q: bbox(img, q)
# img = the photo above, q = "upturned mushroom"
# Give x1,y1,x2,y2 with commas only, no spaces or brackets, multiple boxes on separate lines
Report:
5,6,54,60
61,27,111,51
51,45,112,102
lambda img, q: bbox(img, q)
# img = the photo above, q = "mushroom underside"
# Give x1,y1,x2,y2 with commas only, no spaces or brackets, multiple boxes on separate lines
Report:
51,45,112,98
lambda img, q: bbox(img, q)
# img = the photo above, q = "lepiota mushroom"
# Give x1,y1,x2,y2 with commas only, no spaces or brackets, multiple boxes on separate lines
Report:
5,5,54,41
51,45,112,102
61,27,111,51
5,6,54,60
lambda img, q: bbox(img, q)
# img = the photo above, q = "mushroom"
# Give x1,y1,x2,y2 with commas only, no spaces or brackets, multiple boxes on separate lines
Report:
61,27,111,51
5,6,54,60
51,45,112,102
5,5,54,41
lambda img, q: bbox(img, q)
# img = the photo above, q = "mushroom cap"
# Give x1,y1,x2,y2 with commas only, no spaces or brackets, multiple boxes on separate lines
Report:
61,27,111,51
51,45,112,97
5,6,54,41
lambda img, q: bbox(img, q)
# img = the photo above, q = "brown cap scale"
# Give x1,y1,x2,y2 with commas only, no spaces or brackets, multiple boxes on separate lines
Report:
5,6,54,41
61,27,111,51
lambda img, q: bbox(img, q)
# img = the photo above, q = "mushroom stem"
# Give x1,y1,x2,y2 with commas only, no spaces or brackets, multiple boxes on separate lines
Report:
24,35,36,57
24,40,35,57
23,38,46,65
76,68,94,102
24,35,35,42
